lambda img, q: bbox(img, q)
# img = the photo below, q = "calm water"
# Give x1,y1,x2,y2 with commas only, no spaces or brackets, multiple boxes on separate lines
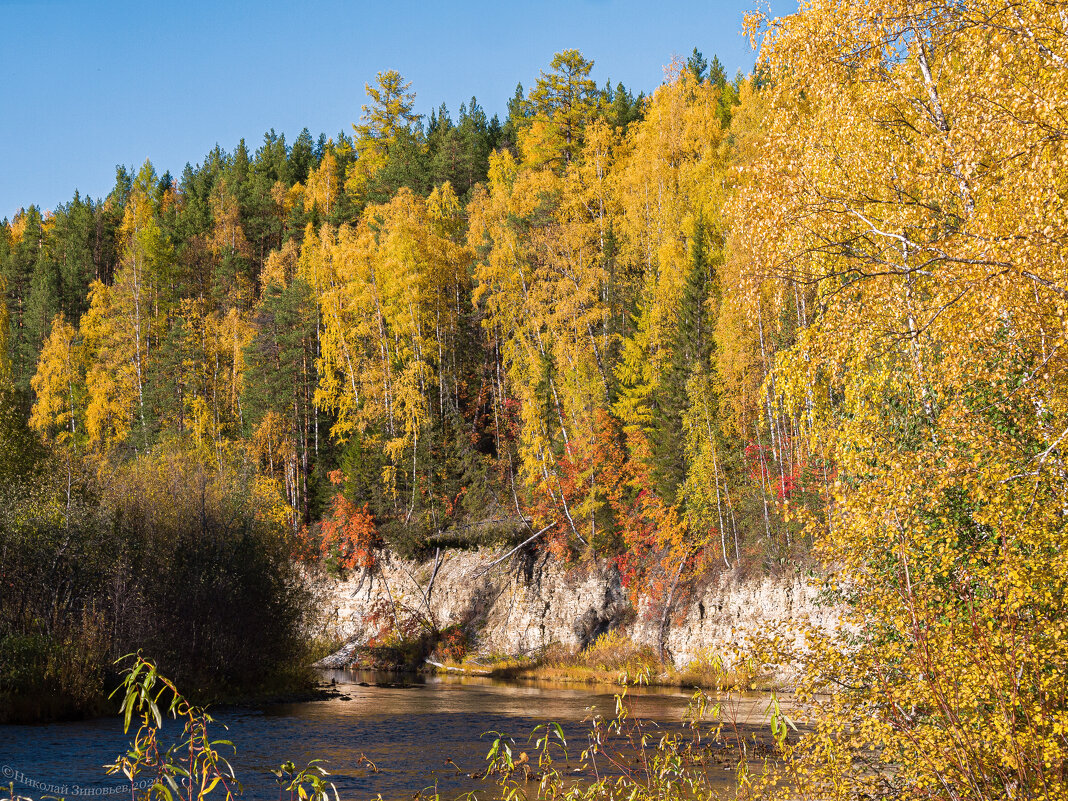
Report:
0,671,777,800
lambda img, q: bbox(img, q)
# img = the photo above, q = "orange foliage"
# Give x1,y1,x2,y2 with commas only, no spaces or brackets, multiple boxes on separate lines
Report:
530,409,709,607
611,430,703,609
318,493,380,570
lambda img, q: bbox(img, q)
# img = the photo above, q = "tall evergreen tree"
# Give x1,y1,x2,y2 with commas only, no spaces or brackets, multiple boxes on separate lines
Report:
243,276,319,526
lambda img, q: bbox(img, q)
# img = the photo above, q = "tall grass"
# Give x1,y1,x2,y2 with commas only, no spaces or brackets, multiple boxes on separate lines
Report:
434,629,763,690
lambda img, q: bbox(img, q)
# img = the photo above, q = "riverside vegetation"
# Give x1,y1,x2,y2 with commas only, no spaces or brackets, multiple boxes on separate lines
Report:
3,0,1068,796
419,631,762,692
0,438,316,722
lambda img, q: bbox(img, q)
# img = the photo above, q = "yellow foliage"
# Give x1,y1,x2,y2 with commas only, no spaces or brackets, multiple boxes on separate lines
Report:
262,239,299,289
208,178,252,261
251,473,295,531
734,0,1068,796
0,275,11,387
80,281,136,454
29,313,81,443
306,149,342,217
612,66,728,436
305,187,471,504
469,129,620,519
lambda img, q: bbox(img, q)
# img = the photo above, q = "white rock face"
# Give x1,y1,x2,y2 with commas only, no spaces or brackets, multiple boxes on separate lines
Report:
631,573,837,670
313,548,838,673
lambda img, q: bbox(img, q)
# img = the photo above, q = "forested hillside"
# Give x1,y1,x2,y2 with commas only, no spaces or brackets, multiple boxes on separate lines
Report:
2,48,745,715
3,49,767,593
4,0,1068,792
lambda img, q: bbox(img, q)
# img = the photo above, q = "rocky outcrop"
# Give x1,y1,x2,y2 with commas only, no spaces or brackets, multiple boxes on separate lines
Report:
313,547,837,671
631,572,836,668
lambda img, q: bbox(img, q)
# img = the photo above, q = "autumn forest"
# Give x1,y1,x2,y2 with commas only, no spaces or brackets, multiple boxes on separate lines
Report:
3,0,1068,796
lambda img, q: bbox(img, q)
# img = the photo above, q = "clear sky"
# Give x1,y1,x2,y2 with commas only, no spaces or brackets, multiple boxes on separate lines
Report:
0,0,795,221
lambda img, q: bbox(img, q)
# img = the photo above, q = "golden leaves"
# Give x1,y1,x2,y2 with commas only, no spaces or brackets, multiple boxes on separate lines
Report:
306,189,472,500
29,313,80,442
734,0,1068,795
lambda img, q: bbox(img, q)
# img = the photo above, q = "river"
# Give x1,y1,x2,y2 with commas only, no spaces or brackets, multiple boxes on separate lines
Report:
1,671,779,800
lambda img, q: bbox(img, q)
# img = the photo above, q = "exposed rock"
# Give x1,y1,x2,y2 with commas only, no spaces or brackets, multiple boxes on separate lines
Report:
631,572,837,672
312,547,838,675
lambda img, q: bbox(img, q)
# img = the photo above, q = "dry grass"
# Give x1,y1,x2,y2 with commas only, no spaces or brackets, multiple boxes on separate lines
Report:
536,630,661,684
672,648,761,690
439,630,766,690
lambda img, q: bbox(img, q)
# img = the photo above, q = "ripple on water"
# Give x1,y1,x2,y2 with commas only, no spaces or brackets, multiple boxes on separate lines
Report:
0,671,777,800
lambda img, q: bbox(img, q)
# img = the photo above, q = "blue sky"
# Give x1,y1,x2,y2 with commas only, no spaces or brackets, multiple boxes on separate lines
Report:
0,0,794,220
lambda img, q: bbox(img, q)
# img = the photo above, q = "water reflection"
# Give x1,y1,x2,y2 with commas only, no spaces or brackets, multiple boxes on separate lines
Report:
0,671,777,800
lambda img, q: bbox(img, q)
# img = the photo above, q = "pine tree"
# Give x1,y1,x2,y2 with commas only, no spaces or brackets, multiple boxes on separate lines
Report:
686,48,708,82
523,50,598,166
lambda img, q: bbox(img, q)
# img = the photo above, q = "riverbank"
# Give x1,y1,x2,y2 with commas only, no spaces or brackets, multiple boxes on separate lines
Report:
423,634,762,691
0,652,329,725
335,632,763,691
313,548,839,687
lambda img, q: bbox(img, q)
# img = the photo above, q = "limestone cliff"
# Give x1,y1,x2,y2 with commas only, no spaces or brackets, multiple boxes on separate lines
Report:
313,547,837,671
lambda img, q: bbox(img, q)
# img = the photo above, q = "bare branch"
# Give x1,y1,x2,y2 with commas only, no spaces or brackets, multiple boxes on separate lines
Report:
471,523,557,580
